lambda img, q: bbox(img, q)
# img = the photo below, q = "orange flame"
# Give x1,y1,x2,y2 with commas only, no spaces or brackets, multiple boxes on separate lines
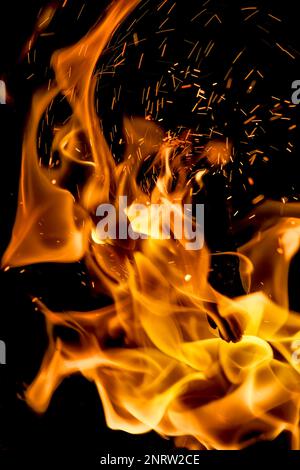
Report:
2,0,300,450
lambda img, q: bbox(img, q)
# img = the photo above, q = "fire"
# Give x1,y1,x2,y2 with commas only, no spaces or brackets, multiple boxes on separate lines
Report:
2,0,300,450
203,140,232,167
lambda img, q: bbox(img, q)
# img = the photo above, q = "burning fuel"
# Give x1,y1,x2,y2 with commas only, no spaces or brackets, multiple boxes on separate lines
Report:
2,0,300,451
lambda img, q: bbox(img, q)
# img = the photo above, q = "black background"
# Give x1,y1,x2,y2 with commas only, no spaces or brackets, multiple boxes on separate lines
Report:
1,0,300,465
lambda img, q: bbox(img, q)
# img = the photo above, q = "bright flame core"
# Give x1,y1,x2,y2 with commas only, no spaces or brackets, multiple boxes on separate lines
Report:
2,0,300,450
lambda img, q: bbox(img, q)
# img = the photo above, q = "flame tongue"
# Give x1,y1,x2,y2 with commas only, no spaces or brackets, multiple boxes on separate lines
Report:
3,0,300,451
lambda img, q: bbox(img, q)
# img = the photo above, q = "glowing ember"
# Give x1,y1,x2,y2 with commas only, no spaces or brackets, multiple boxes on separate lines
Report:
203,140,232,166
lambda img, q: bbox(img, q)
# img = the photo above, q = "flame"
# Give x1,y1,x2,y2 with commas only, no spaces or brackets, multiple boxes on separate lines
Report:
203,140,232,167
2,0,300,450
